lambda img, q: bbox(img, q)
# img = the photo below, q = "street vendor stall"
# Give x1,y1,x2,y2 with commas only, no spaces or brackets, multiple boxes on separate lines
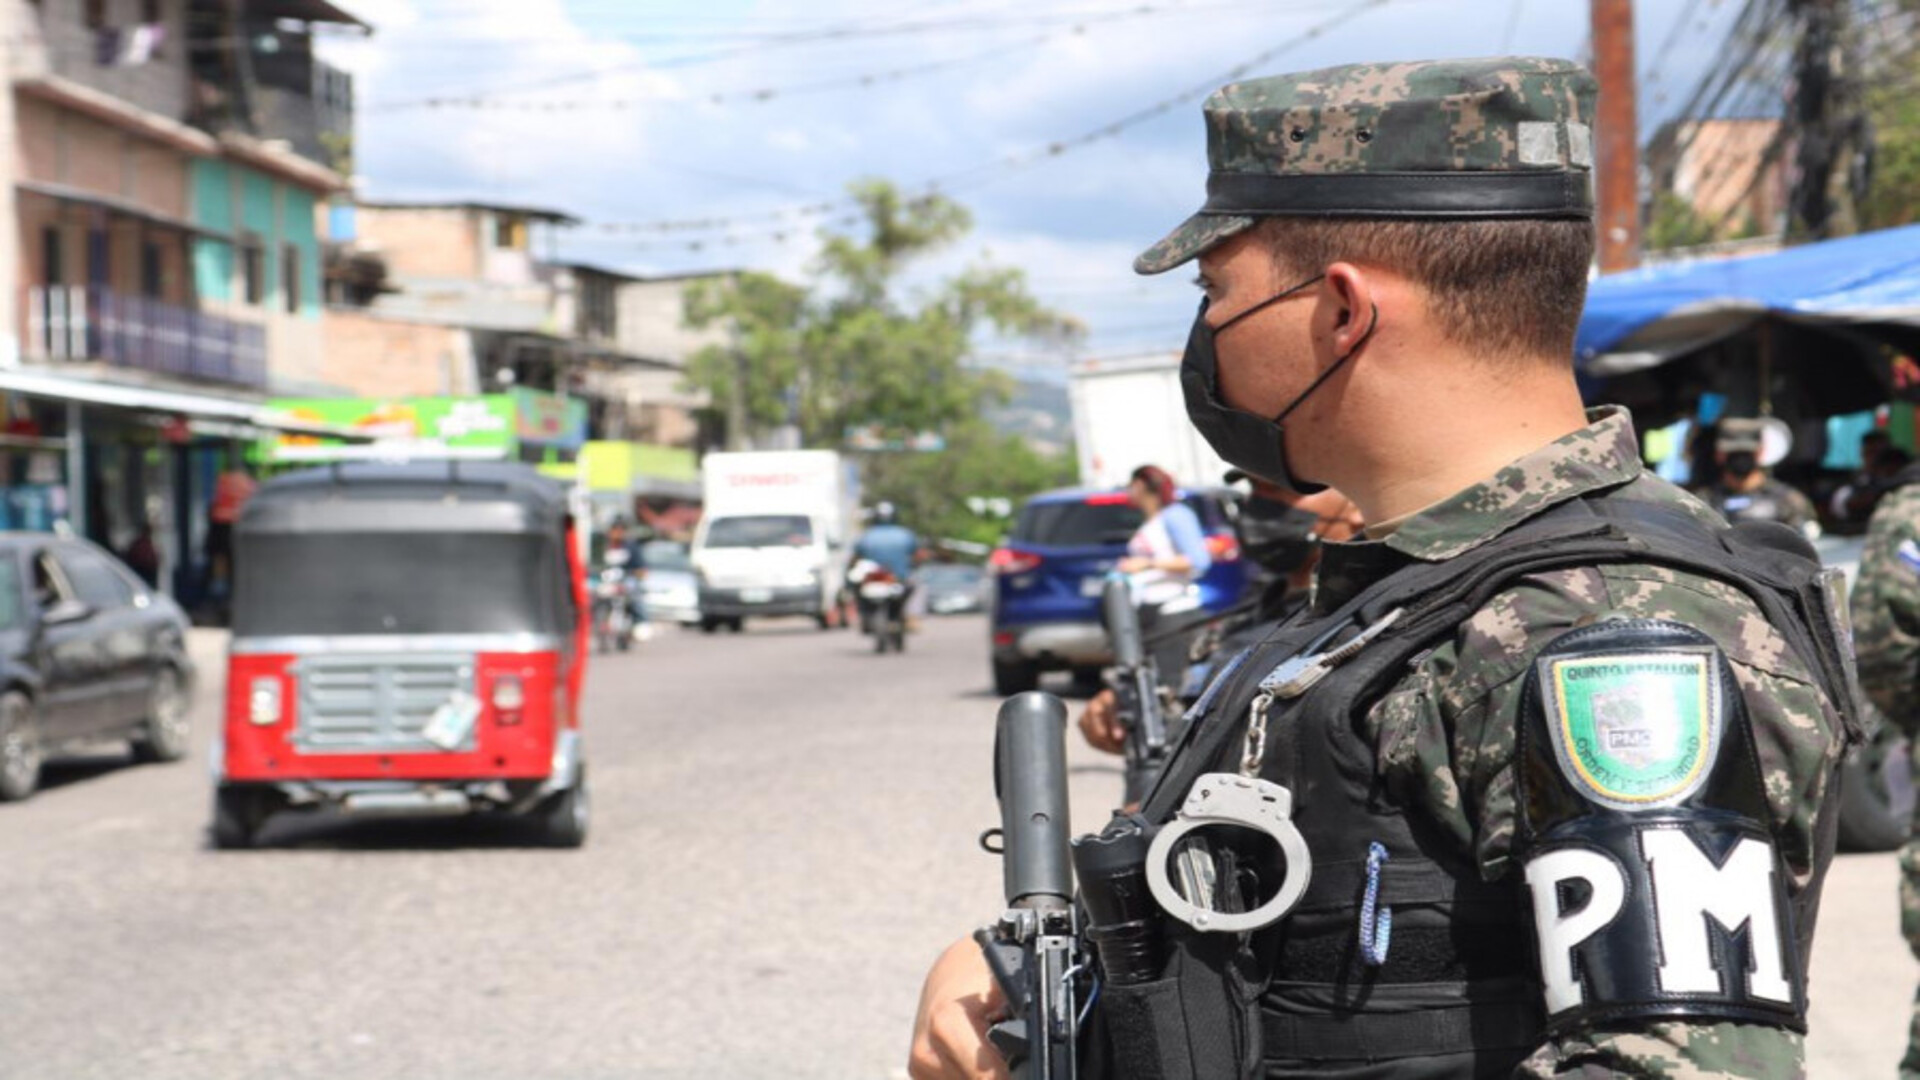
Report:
1576,225,1920,856
1577,224,1920,427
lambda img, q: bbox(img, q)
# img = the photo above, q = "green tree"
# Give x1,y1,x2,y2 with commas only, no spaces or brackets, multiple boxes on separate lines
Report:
1858,0,1920,230
861,417,1078,549
1645,192,1722,251
682,179,1084,545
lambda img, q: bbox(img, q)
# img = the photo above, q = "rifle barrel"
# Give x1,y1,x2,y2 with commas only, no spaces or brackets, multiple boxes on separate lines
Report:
994,692,1074,906
1102,577,1146,668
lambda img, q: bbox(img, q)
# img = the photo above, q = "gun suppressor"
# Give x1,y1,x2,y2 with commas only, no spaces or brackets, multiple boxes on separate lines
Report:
1072,820,1163,985
994,692,1074,906
1102,577,1146,667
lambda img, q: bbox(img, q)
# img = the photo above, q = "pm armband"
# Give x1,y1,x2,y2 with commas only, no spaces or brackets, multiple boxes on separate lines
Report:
1514,618,1806,1035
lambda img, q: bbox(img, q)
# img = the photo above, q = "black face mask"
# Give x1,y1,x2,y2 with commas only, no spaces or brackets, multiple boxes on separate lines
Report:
1179,275,1375,495
1236,498,1322,575
1724,451,1760,480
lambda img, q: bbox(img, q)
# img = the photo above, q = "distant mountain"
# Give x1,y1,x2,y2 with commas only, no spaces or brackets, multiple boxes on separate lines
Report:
983,376,1073,456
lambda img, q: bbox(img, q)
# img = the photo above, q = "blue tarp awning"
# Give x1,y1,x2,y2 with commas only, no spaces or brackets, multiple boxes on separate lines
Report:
1576,224,1920,376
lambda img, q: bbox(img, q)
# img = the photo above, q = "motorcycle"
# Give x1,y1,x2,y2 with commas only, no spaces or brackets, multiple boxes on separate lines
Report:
850,559,908,654
592,550,638,654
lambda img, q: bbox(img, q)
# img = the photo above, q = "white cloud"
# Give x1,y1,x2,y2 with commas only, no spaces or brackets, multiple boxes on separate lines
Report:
322,0,1728,293
765,127,812,153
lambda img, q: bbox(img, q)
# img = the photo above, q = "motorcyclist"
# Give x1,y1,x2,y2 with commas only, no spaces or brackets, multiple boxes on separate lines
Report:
593,519,642,639
851,502,920,629
850,503,914,578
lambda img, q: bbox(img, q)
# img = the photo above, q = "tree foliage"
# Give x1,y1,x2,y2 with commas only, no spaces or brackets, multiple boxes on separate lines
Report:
682,179,1084,545
862,417,1078,549
1644,192,1723,251
1859,0,1920,230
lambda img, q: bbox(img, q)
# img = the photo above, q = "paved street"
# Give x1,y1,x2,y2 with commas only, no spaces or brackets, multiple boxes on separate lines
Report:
0,615,1911,1079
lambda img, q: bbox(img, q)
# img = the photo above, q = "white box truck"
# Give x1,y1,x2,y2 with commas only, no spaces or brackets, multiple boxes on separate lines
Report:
1068,353,1232,490
692,450,857,631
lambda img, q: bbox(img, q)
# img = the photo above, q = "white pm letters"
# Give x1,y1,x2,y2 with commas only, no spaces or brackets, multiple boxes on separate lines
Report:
1524,848,1629,1014
1638,830,1793,1003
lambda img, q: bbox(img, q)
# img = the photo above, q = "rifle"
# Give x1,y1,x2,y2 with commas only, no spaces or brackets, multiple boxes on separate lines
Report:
1101,576,1171,805
976,692,1082,1080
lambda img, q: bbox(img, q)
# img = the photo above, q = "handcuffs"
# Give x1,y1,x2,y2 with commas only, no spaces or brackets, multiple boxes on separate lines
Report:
1144,609,1403,933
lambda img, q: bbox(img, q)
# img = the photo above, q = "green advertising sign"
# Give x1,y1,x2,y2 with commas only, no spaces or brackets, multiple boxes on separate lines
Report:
263,396,520,461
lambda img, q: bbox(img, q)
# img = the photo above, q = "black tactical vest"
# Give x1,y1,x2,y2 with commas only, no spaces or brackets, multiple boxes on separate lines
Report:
1096,492,1861,1080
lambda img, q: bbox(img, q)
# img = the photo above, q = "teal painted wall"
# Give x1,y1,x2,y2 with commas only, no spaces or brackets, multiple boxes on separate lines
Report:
240,171,277,301
190,160,233,302
186,158,323,320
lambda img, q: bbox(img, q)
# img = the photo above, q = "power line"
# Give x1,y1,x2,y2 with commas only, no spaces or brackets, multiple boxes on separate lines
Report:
1500,0,1526,53
360,0,1286,112
1640,0,1703,90
591,0,1396,250
369,29,1069,113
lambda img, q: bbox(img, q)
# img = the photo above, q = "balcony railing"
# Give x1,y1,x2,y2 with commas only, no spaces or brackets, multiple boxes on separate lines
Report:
22,286,268,389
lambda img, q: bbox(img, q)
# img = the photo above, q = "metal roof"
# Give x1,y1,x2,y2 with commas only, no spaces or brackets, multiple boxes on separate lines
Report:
357,200,581,226
246,462,570,533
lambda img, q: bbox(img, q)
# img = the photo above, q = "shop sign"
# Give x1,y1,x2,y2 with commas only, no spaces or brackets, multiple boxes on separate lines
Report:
264,396,518,460
511,388,589,450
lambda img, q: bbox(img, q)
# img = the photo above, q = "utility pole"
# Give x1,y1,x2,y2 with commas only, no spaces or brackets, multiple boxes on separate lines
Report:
1591,0,1642,272
1788,0,1860,240
0,0,19,366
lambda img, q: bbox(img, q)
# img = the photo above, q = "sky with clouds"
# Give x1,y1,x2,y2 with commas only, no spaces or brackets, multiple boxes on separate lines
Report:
317,0,1746,376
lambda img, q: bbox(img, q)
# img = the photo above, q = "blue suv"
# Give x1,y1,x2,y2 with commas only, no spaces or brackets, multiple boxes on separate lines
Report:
987,487,1251,695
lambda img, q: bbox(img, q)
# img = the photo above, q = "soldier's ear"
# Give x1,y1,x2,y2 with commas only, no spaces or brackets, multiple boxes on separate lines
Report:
1321,262,1377,357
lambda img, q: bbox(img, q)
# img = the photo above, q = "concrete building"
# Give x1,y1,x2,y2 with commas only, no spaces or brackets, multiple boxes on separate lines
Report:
1646,117,1792,240
1,0,366,611
328,203,714,451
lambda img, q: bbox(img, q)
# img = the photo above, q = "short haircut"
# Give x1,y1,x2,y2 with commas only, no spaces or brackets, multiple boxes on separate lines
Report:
1258,217,1595,362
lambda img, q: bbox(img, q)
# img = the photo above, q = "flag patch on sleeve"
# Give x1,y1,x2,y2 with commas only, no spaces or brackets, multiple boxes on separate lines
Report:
1899,539,1920,574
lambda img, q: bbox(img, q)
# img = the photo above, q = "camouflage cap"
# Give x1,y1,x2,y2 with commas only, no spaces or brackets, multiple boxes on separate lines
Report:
1716,418,1767,454
1135,56,1598,275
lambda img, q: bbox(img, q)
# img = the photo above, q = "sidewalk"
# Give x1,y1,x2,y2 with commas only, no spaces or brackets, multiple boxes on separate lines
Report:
186,628,228,677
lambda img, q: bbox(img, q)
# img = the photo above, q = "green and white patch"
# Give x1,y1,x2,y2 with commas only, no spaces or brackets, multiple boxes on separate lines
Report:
1540,649,1722,810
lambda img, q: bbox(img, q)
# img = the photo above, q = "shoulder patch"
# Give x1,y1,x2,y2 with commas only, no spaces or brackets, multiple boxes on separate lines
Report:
1897,538,1920,575
1540,649,1723,810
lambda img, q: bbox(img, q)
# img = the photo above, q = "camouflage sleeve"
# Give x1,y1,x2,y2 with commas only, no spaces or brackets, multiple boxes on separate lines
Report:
1515,1023,1806,1079
1366,561,1842,1076
1782,486,1820,533
1850,485,1920,725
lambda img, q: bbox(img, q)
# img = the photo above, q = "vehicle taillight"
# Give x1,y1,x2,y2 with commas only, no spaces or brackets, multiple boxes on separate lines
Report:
989,548,1043,576
492,674,526,726
248,677,284,726
1206,533,1241,562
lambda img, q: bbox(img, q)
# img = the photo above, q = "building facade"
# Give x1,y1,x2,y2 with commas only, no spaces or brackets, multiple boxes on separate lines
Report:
2,0,365,612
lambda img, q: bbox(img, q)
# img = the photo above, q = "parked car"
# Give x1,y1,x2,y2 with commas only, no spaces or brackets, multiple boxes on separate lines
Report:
0,534,194,801
987,487,1249,695
920,562,987,615
637,539,700,626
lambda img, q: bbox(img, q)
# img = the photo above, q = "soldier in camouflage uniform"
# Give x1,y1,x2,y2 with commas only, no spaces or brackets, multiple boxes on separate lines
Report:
910,57,1851,1080
1846,467,1920,1078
